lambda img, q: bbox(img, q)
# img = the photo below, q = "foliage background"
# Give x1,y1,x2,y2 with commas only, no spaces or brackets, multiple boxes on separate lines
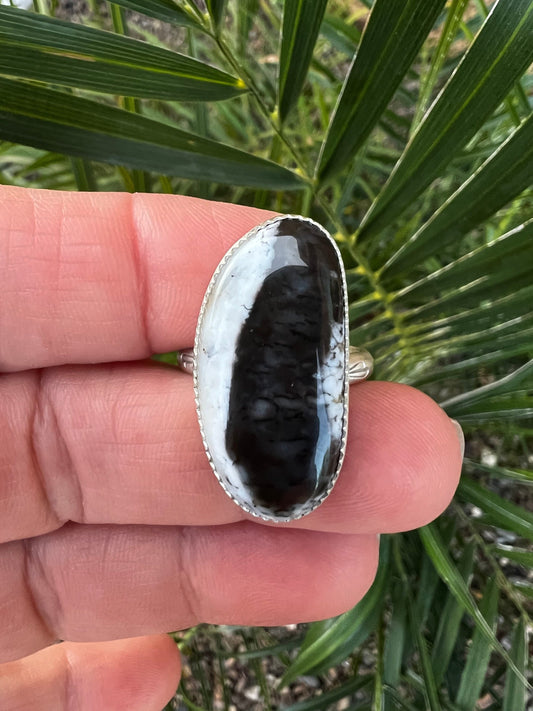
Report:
0,0,532,709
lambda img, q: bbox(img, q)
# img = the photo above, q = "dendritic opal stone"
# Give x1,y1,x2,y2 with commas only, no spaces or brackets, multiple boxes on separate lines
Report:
194,216,348,522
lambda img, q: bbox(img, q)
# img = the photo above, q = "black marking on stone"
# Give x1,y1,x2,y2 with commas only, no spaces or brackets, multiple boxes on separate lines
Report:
225,219,344,516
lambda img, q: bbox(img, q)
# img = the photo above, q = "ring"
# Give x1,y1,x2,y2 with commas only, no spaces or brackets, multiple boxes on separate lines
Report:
177,215,373,522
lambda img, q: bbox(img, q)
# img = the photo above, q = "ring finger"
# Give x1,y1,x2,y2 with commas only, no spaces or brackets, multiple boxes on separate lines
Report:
0,635,180,711
0,363,462,542
0,521,378,663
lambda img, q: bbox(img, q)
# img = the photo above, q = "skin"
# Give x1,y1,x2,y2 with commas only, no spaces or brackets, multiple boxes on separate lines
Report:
0,186,464,710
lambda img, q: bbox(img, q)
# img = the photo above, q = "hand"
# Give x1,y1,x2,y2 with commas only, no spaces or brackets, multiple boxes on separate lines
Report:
0,186,464,711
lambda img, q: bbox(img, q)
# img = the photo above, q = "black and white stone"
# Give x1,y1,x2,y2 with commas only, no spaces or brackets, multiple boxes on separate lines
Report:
194,216,348,521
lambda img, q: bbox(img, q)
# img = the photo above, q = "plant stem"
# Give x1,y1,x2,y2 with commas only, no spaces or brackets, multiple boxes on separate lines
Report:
213,34,310,179
188,27,210,199
212,29,413,365
32,0,48,13
86,0,100,17
373,614,385,711
33,0,98,190
109,2,150,192
70,157,97,191
183,0,208,25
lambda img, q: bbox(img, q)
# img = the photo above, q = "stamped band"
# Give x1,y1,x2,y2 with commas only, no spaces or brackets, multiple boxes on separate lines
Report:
178,346,374,384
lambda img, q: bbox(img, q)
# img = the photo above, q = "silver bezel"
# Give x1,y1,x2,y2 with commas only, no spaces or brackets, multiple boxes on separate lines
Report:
193,214,350,522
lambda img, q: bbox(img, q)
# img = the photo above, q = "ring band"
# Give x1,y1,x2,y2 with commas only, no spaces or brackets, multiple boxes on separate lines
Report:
178,345,374,384
178,215,373,522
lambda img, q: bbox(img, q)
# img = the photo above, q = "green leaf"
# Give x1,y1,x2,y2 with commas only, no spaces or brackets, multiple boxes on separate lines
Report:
316,0,446,183
503,618,528,711
464,459,533,486
0,6,245,101
320,13,362,56
381,114,533,278
431,540,475,685
280,675,372,711
278,0,328,122
393,219,533,303
383,688,419,711
512,581,533,600
70,156,97,192
280,537,390,686
415,520,457,628
406,340,533,388
441,359,533,418
237,0,259,57
401,284,533,338
412,0,470,130
455,575,500,710
418,524,527,686
224,636,303,661
107,0,203,28
457,478,533,542
383,582,407,687
445,396,533,423
0,78,303,190
490,545,533,567
393,536,441,711
407,595,441,710
402,286,533,341
359,0,533,241
206,0,226,30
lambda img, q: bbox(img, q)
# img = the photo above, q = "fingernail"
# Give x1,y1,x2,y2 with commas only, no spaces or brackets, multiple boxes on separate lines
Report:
451,418,465,460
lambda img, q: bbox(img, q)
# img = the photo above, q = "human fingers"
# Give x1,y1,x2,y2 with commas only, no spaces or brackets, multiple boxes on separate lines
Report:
1,365,461,542
0,522,378,662
0,635,180,711
0,186,275,371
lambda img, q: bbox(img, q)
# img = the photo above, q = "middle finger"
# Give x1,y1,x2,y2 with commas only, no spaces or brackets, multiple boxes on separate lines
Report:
0,362,461,542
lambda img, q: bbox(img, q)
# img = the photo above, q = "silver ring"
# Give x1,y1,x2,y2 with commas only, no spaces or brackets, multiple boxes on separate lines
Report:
178,215,373,523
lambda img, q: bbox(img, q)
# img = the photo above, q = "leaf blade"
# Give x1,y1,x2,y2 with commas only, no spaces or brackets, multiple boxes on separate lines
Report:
430,540,475,685
441,359,533,416
383,582,407,688
0,6,245,101
107,0,202,28
412,0,470,130
278,0,328,122
455,575,500,710
393,220,533,302
503,618,528,711
280,675,372,711
418,523,527,686
206,0,226,30
359,0,533,240
316,0,446,183
457,478,533,542
381,113,533,278
0,78,303,190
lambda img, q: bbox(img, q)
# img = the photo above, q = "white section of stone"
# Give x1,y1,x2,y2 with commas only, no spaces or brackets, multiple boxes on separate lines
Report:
196,225,307,513
318,320,345,438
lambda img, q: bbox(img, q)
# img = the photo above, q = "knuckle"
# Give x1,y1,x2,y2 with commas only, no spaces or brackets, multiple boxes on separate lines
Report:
30,370,85,525
176,527,201,625
22,538,62,643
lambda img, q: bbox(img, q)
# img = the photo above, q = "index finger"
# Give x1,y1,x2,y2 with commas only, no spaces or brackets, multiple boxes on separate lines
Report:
0,186,274,372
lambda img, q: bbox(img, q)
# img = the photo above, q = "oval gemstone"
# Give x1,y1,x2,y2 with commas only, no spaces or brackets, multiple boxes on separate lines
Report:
194,216,348,521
